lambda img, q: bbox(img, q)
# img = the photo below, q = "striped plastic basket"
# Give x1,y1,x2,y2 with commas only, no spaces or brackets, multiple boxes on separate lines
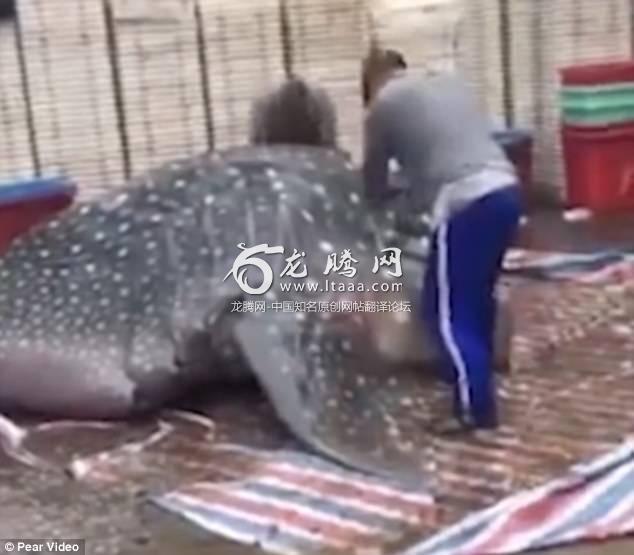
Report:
561,83,634,127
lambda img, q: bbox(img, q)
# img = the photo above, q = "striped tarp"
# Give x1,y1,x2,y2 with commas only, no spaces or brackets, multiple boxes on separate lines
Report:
504,248,634,283
154,440,634,555
153,445,437,555
400,439,634,555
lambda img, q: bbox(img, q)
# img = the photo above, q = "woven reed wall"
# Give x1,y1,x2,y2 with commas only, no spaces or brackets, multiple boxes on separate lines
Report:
0,0,633,200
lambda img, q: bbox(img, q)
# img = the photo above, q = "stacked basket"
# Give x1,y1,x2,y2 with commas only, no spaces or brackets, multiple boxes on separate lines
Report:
561,64,634,128
560,61,634,213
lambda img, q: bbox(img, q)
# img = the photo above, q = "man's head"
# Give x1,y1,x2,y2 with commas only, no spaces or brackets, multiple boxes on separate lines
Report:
361,47,408,107
249,77,338,148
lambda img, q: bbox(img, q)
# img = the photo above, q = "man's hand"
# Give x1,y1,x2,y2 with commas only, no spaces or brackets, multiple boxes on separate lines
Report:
395,212,432,238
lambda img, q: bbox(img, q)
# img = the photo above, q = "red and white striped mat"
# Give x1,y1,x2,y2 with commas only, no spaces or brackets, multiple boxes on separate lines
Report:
155,445,437,555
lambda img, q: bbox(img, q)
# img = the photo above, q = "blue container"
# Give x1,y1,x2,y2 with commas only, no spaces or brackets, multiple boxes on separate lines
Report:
0,176,77,206
492,129,534,190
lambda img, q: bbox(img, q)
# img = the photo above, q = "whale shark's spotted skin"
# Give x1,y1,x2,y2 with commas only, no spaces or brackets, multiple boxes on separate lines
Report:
0,145,428,480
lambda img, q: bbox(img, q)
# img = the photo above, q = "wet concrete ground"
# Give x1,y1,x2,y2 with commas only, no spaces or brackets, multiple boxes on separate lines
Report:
520,214,634,555
506,209,634,555
519,209,634,254
2,209,634,555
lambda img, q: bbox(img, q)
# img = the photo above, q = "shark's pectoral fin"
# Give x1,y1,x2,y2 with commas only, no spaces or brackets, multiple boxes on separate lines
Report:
203,297,258,385
232,312,429,488
233,314,315,443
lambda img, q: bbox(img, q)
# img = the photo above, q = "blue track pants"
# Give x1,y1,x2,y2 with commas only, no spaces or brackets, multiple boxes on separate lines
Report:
422,185,522,428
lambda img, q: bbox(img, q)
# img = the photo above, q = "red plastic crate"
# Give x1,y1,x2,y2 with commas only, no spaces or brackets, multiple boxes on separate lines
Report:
560,60,634,86
562,123,634,213
0,178,76,254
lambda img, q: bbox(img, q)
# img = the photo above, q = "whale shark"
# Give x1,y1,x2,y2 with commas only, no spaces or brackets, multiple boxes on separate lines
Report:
0,143,511,482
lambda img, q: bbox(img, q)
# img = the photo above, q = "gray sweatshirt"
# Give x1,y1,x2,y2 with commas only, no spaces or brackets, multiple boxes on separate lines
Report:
362,71,517,227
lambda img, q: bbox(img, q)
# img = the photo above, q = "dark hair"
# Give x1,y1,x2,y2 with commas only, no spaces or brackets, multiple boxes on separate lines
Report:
361,48,408,106
384,49,408,69
250,77,338,148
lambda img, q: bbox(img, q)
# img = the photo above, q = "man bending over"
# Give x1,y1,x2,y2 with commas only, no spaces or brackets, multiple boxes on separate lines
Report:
362,49,522,433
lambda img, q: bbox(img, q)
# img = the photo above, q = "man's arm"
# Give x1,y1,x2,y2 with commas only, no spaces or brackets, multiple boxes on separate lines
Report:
362,104,392,204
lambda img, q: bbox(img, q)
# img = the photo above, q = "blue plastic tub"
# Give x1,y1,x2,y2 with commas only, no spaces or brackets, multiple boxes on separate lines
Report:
0,176,76,206
492,129,534,191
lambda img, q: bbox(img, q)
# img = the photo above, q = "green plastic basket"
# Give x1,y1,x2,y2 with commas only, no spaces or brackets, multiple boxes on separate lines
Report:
563,108,634,127
560,84,634,126
562,81,634,102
